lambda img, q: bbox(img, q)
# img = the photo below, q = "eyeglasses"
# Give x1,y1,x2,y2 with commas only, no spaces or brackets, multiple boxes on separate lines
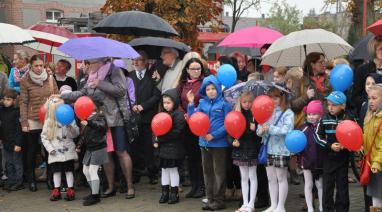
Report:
315,60,326,65
188,67,201,71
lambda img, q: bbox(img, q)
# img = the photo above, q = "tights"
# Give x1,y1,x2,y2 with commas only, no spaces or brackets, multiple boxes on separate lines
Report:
53,171,73,188
303,170,323,212
83,165,100,194
239,166,258,210
161,167,180,187
265,166,288,212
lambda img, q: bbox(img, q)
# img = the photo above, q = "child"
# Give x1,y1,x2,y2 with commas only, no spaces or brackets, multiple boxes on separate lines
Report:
359,73,382,127
272,67,287,85
0,89,24,191
362,85,382,210
187,75,231,211
229,91,260,212
299,100,324,212
76,96,108,206
257,87,294,212
41,97,79,201
314,91,351,212
154,88,185,204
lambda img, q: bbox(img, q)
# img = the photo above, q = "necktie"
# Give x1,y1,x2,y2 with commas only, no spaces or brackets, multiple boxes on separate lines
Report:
139,72,143,80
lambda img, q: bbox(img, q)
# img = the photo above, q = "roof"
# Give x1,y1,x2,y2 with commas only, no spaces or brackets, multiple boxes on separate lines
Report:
198,32,229,43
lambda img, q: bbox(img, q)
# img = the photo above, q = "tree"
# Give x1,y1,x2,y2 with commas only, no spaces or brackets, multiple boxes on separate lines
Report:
303,16,337,32
261,0,301,35
101,0,223,49
224,0,260,32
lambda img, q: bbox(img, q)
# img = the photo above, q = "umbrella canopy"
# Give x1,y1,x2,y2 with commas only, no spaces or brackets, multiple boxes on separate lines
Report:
261,29,353,67
0,23,35,45
208,42,261,56
129,37,190,59
93,11,179,37
349,33,373,62
367,18,382,36
218,26,283,48
58,37,140,60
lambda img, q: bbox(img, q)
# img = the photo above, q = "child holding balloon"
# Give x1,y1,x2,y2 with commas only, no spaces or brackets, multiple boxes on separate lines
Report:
153,88,186,204
228,91,261,212
40,97,79,201
256,87,294,212
299,100,324,212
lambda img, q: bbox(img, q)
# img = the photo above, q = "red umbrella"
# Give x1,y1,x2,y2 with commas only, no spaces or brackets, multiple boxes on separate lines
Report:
367,18,382,36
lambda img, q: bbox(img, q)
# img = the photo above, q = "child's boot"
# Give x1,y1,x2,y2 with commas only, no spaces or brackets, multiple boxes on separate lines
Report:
65,187,75,201
50,188,61,201
159,185,169,203
83,194,101,206
168,186,179,204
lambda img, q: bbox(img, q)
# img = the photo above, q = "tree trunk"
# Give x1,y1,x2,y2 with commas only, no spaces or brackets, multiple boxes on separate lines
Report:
348,0,375,45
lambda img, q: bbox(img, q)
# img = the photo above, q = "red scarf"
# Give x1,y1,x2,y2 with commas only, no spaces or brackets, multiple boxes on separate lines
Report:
310,75,326,93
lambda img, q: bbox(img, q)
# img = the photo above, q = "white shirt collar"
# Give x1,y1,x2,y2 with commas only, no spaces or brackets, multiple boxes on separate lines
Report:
136,69,147,79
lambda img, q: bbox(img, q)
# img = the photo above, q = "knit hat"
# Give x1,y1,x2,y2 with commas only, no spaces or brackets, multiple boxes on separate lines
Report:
59,85,72,94
305,100,324,117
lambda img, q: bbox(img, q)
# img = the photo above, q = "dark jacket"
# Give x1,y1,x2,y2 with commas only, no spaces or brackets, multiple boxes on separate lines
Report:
0,106,22,151
156,88,186,160
314,111,353,171
77,112,107,151
228,109,261,161
177,77,203,113
352,61,376,114
131,69,161,124
299,122,323,172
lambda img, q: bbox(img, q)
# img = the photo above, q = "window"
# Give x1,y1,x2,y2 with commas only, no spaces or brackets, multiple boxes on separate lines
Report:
46,9,63,23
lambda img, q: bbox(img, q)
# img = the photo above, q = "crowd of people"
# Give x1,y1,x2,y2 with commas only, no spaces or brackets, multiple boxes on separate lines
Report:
0,36,382,212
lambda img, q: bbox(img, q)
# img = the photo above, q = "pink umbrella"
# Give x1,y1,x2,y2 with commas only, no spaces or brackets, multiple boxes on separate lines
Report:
218,26,283,48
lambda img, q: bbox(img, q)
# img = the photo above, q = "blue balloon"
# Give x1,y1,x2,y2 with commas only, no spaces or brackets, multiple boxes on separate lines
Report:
329,64,353,92
285,130,307,153
217,64,237,88
55,104,74,126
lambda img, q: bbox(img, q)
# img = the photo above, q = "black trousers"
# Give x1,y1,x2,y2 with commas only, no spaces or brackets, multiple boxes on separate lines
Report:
22,130,41,183
131,123,157,178
256,164,269,202
322,161,349,212
184,128,203,187
226,148,241,190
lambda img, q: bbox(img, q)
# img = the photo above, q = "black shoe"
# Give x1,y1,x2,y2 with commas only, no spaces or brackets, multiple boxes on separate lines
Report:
83,194,100,206
192,185,205,198
9,183,24,191
159,185,169,203
82,193,92,201
100,190,116,198
255,199,270,209
168,186,179,204
29,183,37,192
185,184,197,198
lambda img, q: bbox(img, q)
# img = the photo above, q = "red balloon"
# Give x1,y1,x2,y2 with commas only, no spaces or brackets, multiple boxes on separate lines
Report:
335,120,363,151
39,105,46,123
151,112,173,136
74,96,95,120
225,111,246,139
189,112,210,136
251,95,275,124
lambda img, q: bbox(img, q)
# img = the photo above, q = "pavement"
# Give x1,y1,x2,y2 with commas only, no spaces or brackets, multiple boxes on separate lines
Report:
0,176,365,212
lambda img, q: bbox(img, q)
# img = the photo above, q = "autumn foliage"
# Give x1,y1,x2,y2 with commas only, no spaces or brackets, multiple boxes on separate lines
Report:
101,0,224,50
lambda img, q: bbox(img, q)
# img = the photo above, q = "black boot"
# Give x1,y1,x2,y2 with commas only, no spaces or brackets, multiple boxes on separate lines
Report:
185,183,197,198
192,184,205,198
168,186,179,204
83,194,100,206
159,185,169,203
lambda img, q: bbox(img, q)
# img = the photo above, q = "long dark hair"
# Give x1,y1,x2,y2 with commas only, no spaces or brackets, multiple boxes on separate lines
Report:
179,58,205,82
303,52,324,76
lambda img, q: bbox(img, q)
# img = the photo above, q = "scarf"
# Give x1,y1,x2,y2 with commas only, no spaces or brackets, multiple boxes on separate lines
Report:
87,62,111,86
14,64,30,82
29,70,48,86
310,75,326,93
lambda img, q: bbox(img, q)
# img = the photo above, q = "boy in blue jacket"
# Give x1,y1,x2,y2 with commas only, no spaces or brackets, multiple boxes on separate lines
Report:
187,75,232,211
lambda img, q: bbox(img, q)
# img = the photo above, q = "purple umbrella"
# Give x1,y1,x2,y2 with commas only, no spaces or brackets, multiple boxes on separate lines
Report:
58,37,140,60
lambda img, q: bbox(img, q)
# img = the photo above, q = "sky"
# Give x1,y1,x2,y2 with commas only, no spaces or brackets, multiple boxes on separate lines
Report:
224,0,344,17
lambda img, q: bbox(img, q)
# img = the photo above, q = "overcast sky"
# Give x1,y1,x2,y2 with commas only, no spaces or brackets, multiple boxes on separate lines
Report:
224,0,344,17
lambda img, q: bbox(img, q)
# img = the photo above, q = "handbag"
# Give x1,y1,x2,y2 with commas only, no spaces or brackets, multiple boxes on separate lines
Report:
258,111,285,165
360,120,382,186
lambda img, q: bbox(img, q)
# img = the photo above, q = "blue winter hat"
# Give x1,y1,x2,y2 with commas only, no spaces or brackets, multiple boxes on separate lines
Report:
325,91,346,105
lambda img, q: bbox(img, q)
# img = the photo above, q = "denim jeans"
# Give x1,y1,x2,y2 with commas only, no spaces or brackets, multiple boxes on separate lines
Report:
4,149,23,185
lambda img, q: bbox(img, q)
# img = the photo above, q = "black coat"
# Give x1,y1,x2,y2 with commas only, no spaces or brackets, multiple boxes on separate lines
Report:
156,89,186,160
228,109,261,161
0,106,22,151
131,69,161,124
78,113,107,151
351,61,376,114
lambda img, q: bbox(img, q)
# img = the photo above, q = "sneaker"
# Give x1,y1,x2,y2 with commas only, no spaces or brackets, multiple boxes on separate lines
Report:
1,175,8,181
50,188,61,201
202,198,208,204
65,187,75,201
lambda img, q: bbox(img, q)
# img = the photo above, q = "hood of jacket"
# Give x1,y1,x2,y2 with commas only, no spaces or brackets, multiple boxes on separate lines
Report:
199,75,222,102
162,88,180,109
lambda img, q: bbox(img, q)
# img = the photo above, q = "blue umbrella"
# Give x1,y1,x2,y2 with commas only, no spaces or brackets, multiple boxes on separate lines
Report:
58,37,140,60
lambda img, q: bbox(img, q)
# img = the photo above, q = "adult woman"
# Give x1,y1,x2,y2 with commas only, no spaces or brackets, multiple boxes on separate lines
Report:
177,58,205,198
352,36,382,114
20,55,58,192
60,58,135,199
9,50,29,92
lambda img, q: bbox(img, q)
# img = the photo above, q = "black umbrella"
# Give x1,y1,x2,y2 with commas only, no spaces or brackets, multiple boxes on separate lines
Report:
93,11,179,37
349,33,373,62
129,37,191,59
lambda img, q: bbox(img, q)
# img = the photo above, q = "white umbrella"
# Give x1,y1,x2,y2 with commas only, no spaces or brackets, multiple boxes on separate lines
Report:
24,29,69,57
261,29,353,67
0,23,35,45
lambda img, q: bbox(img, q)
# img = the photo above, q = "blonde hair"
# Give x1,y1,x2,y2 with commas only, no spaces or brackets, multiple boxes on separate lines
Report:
247,72,262,81
274,66,287,76
44,62,55,72
234,91,254,112
285,67,303,82
368,36,382,60
369,84,382,96
41,97,64,141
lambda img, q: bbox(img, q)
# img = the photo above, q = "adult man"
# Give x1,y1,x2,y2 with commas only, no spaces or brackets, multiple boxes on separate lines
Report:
130,51,161,184
54,59,77,91
154,47,183,93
